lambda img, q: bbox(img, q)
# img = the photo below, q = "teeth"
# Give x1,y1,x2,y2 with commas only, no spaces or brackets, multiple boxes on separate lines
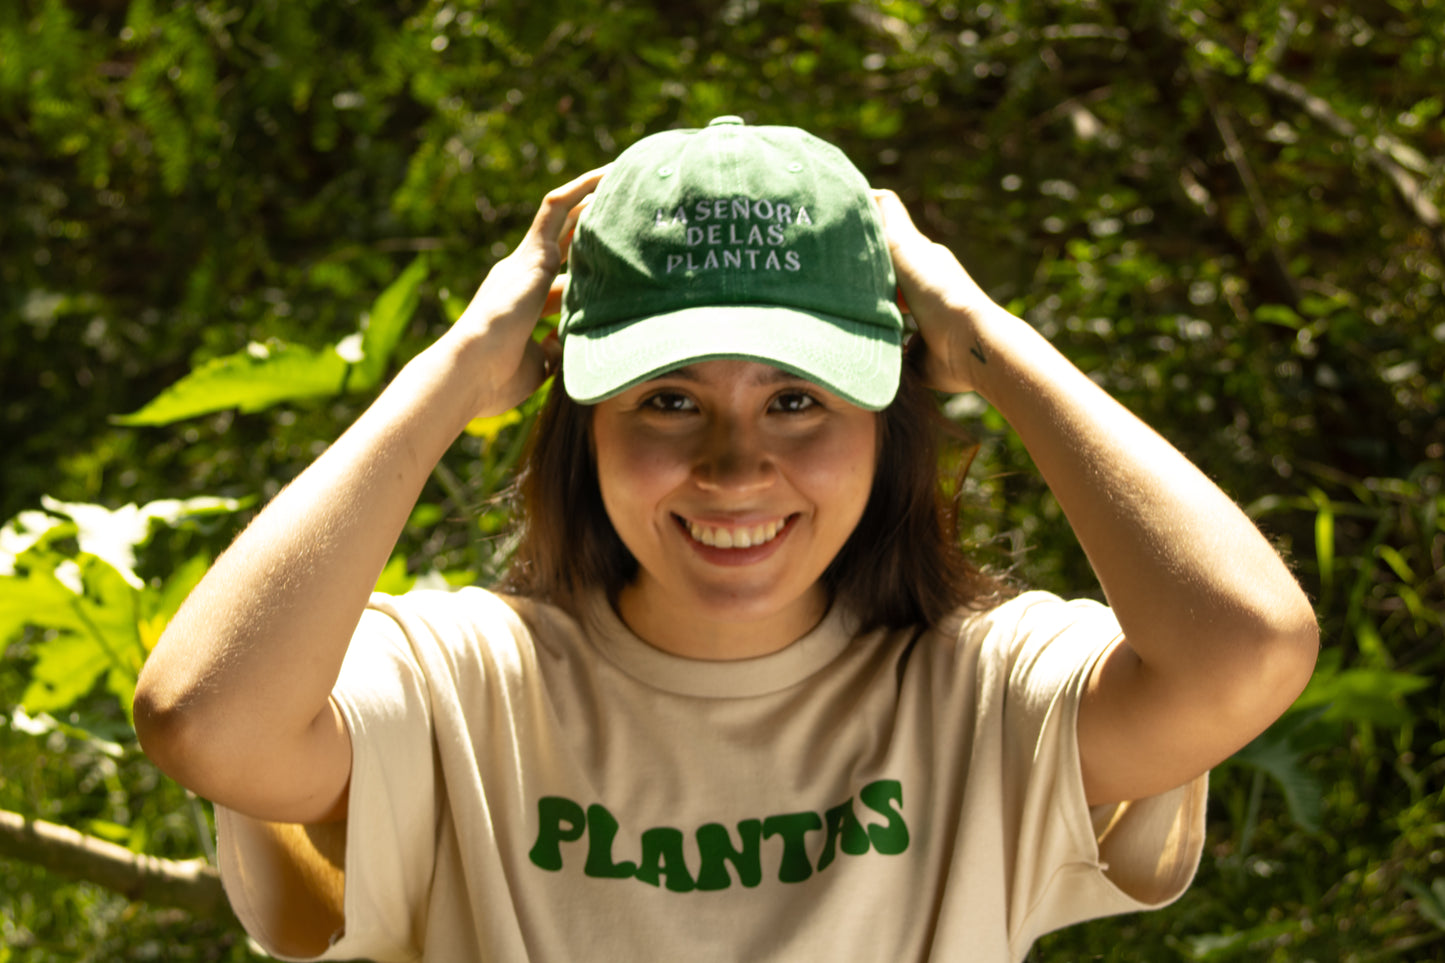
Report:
686,519,784,549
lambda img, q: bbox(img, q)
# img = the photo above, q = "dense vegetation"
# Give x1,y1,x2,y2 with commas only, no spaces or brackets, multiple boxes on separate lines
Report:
2,0,1441,959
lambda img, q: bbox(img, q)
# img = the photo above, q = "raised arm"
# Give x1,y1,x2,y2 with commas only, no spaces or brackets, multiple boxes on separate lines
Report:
874,190,1319,806
133,171,604,825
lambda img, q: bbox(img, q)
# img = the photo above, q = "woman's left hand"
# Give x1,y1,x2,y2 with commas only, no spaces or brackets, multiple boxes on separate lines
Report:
874,187,1318,808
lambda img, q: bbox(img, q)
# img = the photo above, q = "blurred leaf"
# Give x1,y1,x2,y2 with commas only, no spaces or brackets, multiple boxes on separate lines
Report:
0,561,86,643
1309,487,1335,605
1405,877,1445,932
112,340,351,425
1181,920,1301,960
22,630,114,716
113,258,426,427
0,509,68,573
1376,544,1416,583
465,408,524,440
151,553,213,622
1253,304,1302,328
37,496,240,589
354,255,428,388
374,554,417,595
20,554,144,718
1228,708,1327,833
1293,657,1430,728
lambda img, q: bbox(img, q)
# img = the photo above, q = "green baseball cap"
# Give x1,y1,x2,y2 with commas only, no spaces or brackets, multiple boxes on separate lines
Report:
559,116,903,411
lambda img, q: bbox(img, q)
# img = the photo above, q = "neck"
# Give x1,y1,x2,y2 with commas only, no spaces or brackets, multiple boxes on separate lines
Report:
615,579,829,660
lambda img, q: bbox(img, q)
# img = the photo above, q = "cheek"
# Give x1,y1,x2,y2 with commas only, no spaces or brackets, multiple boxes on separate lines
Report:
791,419,878,519
593,422,687,531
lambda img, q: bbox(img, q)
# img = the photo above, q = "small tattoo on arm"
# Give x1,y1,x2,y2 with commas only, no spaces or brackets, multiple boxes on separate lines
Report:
969,339,987,365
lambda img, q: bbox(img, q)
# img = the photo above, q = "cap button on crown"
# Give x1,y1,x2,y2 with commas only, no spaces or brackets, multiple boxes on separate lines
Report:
708,115,745,126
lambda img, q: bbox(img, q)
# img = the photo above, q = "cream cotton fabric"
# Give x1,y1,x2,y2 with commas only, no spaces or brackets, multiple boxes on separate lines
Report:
216,588,1206,962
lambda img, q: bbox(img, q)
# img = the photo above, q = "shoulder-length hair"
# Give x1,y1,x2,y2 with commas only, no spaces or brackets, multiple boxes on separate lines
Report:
499,344,1008,630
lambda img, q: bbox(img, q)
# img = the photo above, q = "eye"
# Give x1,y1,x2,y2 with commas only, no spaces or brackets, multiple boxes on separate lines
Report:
769,390,819,414
641,390,697,413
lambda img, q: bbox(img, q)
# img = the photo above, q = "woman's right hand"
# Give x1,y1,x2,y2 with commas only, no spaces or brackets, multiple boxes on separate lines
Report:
450,167,607,418
134,168,607,828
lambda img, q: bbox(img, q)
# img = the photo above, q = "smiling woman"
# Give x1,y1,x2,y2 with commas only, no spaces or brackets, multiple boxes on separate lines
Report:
133,117,1317,962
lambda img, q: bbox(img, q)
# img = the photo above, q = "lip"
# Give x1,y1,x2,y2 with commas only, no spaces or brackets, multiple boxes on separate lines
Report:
672,513,798,567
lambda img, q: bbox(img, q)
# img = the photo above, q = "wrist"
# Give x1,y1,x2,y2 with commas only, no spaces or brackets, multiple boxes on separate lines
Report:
932,301,1028,401
386,335,497,442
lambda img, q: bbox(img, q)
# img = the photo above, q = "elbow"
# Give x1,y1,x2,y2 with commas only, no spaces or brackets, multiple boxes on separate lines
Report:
132,675,185,778
1245,588,1321,718
133,658,212,786
1280,602,1321,700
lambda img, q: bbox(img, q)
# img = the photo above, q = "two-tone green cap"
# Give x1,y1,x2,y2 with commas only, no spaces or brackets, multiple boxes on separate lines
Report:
559,116,904,411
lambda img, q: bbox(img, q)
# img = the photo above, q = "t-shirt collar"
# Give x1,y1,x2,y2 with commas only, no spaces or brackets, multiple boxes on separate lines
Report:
578,590,859,698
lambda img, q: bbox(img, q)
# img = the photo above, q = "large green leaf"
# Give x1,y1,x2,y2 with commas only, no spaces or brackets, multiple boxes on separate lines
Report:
112,340,351,425
19,555,145,718
112,259,427,427
21,630,113,715
0,509,67,573
0,563,86,644
354,255,428,388
36,495,240,588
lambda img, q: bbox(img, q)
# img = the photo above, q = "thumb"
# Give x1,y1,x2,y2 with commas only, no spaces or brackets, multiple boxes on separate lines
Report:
486,338,553,418
542,275,567,318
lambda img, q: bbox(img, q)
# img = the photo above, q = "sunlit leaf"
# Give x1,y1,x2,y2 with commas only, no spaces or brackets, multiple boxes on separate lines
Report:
0,509,67,574
0,563,87,642
38,495,239,588
1309,488,1335,604
150,552,212,622
1253,304,1303,328
374,554,417,595
112,340,351,425
21,630,112,715
18,554,144,716
465,408,524,440
354,255,428,388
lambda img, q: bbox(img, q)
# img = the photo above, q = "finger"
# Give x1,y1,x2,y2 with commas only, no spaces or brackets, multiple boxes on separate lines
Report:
495,339,551,412
531,166,610,241
558,195,595,262
542,276,567,317
540,328,562,378
904,333,959,393
871,188,925,246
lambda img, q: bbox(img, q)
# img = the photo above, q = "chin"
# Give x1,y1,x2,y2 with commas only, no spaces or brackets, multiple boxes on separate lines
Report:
685,579,824,626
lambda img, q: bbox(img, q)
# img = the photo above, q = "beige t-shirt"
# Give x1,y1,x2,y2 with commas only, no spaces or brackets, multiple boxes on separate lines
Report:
216,588,1206,962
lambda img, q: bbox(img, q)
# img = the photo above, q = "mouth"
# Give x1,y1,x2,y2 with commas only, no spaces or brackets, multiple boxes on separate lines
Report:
678,515,794,549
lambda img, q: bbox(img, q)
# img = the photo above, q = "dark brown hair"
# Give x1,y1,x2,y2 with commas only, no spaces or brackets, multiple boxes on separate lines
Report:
500,345,1008,630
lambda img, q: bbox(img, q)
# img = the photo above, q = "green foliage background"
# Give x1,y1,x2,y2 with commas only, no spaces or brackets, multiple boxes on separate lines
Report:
2,0,1442,959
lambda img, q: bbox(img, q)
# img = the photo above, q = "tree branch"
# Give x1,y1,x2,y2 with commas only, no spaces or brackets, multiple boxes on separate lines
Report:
1257,70,1445,261
0,809,237,925
1187,59,1303,307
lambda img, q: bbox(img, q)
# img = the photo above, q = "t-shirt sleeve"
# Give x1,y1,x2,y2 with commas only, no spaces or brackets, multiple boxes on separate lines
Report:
986,591,1208,953
215,599,439,963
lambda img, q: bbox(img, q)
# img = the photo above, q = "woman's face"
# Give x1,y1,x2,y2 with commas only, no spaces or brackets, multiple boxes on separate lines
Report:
591,360,878,659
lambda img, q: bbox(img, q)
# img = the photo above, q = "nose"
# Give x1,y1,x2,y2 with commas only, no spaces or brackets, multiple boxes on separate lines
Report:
692,415,775,493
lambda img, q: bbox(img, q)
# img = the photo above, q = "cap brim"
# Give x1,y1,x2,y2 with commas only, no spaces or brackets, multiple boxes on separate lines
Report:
561,304,902,411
